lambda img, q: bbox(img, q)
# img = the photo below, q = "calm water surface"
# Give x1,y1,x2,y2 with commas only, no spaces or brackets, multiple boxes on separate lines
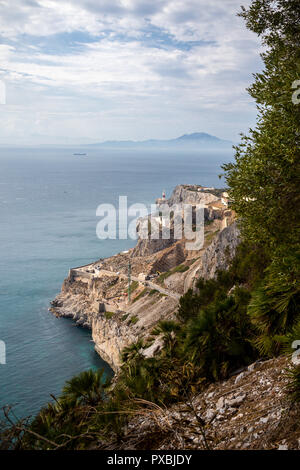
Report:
0,146,233,418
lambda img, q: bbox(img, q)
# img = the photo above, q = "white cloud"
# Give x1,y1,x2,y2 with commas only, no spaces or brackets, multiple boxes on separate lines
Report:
0,0,262,144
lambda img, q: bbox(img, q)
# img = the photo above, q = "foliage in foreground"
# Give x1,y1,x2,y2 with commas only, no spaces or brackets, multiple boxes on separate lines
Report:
286,366,300,403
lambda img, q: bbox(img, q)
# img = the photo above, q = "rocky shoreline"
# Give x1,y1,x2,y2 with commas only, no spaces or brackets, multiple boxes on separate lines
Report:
50,184,239,371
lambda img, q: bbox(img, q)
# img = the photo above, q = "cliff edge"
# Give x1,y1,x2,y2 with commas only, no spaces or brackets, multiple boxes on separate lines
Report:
50,184,238,371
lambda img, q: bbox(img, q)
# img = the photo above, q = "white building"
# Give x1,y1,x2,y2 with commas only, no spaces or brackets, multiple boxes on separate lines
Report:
221,191,230,207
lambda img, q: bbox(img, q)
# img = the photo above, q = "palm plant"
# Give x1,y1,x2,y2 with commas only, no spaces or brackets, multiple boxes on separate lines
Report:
151,320,181,354
184,293,254,381
286,366,300,403
249,253,300,356
121,340,144,363
60,369,107,407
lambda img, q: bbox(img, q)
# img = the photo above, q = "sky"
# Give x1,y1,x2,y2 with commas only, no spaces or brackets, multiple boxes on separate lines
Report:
0,0,263,145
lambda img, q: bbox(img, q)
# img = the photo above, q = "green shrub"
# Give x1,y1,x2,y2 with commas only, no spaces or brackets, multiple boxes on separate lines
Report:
177,289,203,322
129,280,139,294
59,369,107,407
157,271,171,283
277,319,300,355
178,242,269,324
172,264,189,274
157,264,189,284
21,369,111,450
104,311,114,320
129,315,138,325
132,288,148,303
248,253,300,357
121,340,144,362
286,366,300,403
149,289,157,296
115,355,204,405
183,291,255,381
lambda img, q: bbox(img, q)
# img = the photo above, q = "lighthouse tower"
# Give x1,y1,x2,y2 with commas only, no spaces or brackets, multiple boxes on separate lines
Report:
156,190,167,206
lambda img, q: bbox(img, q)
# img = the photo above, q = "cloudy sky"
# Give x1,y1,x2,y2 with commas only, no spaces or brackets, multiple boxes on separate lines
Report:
0,0,262,145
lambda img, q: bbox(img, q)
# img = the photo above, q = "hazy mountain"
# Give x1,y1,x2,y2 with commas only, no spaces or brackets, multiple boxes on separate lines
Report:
86,132,232,149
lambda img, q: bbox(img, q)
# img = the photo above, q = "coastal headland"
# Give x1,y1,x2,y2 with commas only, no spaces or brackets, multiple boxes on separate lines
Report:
50,184,239,371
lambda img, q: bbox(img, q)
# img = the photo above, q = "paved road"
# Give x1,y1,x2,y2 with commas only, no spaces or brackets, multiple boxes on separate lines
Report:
143,280,181,300
184,260,202,293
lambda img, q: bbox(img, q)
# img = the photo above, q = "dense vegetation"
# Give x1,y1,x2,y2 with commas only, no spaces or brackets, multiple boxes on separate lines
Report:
222,0,300,359
1,0,299,449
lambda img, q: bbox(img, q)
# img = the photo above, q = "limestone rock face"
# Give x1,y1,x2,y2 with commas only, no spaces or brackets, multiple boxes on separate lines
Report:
199,221,240,279
183,220,241,292
166,185,219,207
92,316,137,371
51,268,179,371
141,335,164,359
132,237,174,257
132,185,221,258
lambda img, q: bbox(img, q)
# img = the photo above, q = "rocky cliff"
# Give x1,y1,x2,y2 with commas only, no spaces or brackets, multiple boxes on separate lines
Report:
196,221,240,280
52,270,179,371
51,184,237,371
51,260,178,370
162,184,220,206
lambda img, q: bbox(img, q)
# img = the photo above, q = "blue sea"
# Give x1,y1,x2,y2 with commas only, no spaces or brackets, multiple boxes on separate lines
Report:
0,145,234,419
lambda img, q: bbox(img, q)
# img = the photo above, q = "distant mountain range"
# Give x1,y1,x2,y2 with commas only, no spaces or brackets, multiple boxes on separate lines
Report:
86,132,232,149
